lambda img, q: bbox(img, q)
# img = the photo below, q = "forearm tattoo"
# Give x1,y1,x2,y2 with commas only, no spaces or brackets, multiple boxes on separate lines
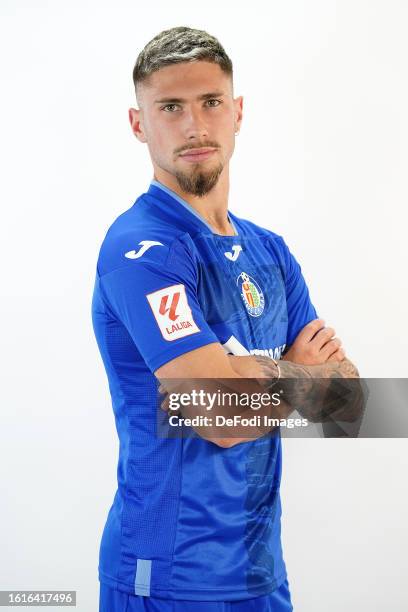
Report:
254,356,365,426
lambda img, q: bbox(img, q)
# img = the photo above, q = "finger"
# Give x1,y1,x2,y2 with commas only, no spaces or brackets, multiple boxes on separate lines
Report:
160,395,170,412
320,334,341,355
161,400,181,416
329,350,345,363
310,326,336,350
160,388,184,415
295,318,326,344
328,347,346,362
320,337,341,361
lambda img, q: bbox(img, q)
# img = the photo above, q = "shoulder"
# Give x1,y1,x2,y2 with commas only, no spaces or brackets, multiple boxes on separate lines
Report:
96,197,192,277
230,211,289,254
230,211,305,284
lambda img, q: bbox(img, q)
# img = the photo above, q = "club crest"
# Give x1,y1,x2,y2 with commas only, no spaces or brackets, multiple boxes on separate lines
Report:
236,272,265,317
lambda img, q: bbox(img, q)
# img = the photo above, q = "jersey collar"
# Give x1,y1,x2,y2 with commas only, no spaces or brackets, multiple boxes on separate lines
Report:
146,179,238,236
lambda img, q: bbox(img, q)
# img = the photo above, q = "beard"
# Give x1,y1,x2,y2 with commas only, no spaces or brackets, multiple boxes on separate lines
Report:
174,162,224,197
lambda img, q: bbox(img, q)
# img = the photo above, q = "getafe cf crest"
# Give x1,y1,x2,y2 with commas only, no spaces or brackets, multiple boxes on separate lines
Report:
236,272,265,317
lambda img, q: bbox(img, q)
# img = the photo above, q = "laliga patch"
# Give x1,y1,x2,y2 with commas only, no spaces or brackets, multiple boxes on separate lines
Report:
146,284,200,341
236,272,265,317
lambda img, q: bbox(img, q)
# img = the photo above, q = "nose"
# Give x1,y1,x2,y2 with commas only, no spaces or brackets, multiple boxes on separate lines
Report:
182,105,209,140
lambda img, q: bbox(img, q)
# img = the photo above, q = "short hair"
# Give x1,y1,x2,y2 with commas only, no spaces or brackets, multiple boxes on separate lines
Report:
132,26,233,98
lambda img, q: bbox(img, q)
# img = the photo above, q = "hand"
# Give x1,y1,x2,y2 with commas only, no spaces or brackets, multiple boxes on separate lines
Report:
282,318,345,366
158,380,184,415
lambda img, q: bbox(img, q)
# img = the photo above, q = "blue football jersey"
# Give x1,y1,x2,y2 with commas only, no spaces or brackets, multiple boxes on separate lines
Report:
91,179,317,601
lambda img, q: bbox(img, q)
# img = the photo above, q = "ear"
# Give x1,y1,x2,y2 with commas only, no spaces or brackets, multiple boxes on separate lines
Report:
128,107,147,143
233,95,243,134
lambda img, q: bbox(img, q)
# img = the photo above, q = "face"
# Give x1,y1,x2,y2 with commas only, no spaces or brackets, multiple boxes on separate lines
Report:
129,61,243,197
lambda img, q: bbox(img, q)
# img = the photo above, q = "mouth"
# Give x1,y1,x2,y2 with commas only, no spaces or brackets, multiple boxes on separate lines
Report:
178,147,218,163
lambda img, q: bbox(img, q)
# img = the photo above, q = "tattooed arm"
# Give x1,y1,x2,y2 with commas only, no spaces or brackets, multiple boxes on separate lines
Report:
253,354,364,424
157,320,365,446
226,319,365,440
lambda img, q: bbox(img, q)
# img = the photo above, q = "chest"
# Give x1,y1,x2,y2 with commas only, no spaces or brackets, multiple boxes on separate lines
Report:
193,234,288,358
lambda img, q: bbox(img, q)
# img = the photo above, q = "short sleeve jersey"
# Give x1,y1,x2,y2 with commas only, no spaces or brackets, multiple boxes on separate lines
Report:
91,180,317,601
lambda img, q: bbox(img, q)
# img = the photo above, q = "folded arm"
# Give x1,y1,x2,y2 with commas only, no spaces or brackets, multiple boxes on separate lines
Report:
156,319,365,447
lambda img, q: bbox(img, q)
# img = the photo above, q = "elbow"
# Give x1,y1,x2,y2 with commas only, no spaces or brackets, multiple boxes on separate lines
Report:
215,438,235,448
212,437,247,448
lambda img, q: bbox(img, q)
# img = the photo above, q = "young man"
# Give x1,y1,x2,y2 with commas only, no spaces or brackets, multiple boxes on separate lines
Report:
92,26,359,612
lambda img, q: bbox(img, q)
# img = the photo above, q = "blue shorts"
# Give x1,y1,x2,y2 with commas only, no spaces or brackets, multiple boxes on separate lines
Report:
99,580,293,611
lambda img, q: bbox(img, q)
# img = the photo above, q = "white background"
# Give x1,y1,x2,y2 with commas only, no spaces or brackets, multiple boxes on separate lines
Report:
1,1,407,610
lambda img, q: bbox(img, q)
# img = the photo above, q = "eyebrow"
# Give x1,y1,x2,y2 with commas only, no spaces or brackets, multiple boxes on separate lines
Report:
154,92,225,104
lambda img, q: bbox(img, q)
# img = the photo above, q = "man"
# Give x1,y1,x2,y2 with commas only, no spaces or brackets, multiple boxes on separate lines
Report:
92,26,359,612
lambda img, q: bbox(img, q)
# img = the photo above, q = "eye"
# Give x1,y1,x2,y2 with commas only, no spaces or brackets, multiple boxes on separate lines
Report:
205,99,222,107
162,104,181,112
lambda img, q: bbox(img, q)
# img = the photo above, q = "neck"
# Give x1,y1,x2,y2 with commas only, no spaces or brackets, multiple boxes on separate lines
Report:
153,166,235,236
